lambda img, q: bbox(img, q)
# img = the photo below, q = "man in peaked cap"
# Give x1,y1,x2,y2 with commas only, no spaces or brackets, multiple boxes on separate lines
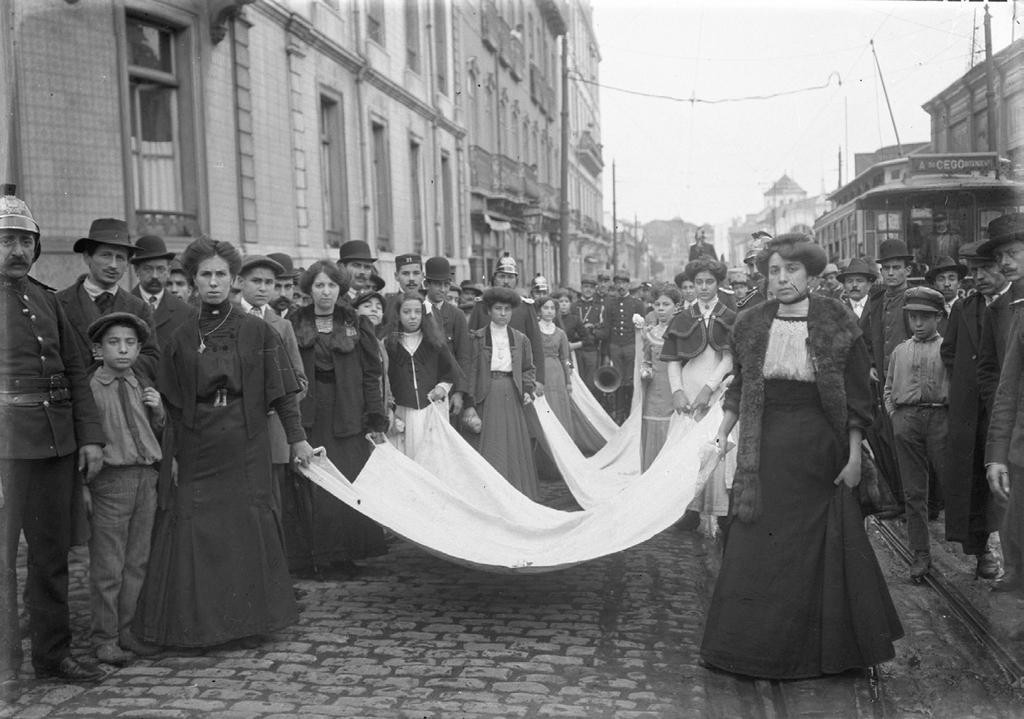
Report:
336,240,377,301
596,270,612,299
837,257,877,319
0,186,106,690
422,256,471,416
130,235,192,343
385,253,424,316
56,219,160,382
940,240,1007,580
574,274,606,398
602,268,645,423
267,252,300,318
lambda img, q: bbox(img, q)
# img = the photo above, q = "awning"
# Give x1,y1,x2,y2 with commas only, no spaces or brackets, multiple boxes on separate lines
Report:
484,213,512,232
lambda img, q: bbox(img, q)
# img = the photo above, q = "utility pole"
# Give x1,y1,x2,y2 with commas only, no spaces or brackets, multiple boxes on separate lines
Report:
837,145,842,189
611,160,617,271
558,34,571,287
870,39,902,156
984,4,998,156
634,214,640,279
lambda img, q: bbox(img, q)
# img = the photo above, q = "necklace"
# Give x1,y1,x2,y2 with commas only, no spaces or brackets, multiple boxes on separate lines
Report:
197,306,232,354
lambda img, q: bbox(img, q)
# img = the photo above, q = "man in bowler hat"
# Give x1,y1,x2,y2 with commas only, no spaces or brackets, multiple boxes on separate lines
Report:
837,258,877,319
267,252,300,318
0,186,107,693
56,219,160,382
130,235,192,344
422,256,471,416
336,240,377,301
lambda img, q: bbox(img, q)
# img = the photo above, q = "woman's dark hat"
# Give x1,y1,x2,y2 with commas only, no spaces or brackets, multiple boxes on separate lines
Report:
368,273,386,292
925,256,967,283
337,240,376,264
755,233,828,277
978,213,1024,257
424,256,452,282
87,311,151,345
73,218,136,255
239,255,285,277
267,252,299,278
902,286,945,314
352,290,385,309
130,235,175,264
874,239,914,264
836,257,878,282
482,286,521,307
459,279,483,296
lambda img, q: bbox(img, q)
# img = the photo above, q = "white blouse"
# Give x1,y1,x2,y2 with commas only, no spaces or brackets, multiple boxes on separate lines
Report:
762,319,816,382
489,323,513,372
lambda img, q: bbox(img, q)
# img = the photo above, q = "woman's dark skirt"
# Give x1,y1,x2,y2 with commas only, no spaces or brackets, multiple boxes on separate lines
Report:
479,374,540,500
700,380,903,679
282,378,387,572
133,399,298,647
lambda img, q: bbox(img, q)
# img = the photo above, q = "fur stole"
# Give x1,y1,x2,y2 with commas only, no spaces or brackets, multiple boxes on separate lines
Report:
731,295,862,522
291,304,363,353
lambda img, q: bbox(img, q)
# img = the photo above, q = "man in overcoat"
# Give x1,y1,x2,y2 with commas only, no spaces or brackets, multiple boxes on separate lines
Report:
423,256,471,416
977,213,1024,412
837,258,876,319
129,234,192,346
939,241,1005,578
0,186,106,694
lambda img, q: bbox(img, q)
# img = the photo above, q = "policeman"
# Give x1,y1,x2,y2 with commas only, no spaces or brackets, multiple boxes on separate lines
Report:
0,185,106,693
738,231,771,310
602,268,645,423
574,275,607,399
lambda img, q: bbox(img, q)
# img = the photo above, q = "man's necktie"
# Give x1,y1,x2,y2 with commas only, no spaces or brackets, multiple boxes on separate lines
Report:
148,295,158,307
95,292,114,314
117,377,146,458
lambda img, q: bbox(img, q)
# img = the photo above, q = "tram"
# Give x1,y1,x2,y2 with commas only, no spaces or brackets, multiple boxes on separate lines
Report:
815,152,1024,269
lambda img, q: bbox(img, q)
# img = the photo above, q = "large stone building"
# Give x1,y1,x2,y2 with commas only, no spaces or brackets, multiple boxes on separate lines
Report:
3,0,604,291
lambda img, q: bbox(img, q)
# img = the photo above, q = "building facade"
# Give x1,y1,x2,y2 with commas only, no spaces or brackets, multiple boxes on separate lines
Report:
726,175,827,265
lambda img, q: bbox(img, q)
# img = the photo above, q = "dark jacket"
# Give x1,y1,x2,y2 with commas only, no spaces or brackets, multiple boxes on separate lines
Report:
0,275,105,458
425,300,471,394
660,302,735,363
859,284,910,382
385,335,459,410
56,276,160,382
131,286,194,348
468,298,545,385
573,296,607,350
291,305,387,437
559,312,584,347
985,311,1024,468
977,284,1022,410
602,294,646,347
466,325,536,407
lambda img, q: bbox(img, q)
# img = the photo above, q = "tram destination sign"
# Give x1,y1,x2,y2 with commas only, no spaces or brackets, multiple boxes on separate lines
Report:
910,153,998,176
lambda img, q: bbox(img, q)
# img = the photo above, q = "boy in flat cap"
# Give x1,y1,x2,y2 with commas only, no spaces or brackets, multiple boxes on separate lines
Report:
83,313,165,666
883,287,950,581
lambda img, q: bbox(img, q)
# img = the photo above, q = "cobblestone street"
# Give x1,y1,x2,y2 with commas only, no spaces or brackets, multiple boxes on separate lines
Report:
3,479,1024,718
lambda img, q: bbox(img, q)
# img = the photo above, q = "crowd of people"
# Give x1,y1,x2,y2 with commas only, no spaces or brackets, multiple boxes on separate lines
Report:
2,176,1023,695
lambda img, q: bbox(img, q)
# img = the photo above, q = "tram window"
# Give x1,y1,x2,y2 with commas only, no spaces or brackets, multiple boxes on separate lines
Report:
909,203,969,267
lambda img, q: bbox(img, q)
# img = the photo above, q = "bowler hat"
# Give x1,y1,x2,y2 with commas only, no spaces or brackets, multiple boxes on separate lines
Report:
755,233,828,277
874,239,914,264
337,240,376,264
267,252,299,278
836,257,878,282
902,286,945,314
424,256,451,282
239,255,285,277
130,235,174,264
395,253,423,270
925,256,967,283
87,311,151,345
73,218,136,255
459,279,483,296
977,212,1024,257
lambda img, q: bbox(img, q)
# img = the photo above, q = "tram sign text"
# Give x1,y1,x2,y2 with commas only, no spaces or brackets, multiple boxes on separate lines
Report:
910,153,998,176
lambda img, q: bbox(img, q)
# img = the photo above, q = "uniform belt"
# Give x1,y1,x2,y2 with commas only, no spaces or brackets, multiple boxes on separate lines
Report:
609,337,634,345
0,389,71,406
0,373,68,393
897,402,947,409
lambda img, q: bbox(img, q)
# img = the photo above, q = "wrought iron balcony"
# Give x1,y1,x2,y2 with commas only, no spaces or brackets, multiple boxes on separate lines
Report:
576,129,604,175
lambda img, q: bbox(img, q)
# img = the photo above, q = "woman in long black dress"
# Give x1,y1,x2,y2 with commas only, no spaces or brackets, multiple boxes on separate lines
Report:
701,233,903,679
289,261,389,577
134,238,313,649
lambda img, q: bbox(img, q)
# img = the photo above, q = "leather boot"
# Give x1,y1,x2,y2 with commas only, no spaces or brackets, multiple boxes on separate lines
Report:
910,551,931,580
975,551,1000,580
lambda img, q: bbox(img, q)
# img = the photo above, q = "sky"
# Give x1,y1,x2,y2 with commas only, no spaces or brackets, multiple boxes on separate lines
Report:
590,0,1021,237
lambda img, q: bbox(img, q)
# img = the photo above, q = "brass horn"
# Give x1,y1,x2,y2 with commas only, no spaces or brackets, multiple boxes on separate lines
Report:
594,364,621,394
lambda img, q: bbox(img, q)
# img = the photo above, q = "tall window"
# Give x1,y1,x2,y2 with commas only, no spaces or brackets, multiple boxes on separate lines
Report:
467,71,478,145
433,0,448,93
405,0,420,72
126,16,196,234
371,121,392,251
367,0,385,45
409,140,424,254
440,152,454,257
319,95,348,248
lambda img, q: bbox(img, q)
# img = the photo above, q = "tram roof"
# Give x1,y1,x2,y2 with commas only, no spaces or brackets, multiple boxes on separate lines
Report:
855,173,1023,210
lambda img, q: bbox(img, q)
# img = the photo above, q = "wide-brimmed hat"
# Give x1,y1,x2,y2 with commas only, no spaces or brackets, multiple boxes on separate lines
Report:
903,286,945,314
837,257,878,282
267,252,299,279
337,240,376,264
73,218,136,255
130,235,175,264
87,311,151,345
459,279,483,296
925,256,967,283
874,239,914,264
368,273,386,292
755,233,828,277
239,255,285,277
424,256,451,282
978,213,1024,257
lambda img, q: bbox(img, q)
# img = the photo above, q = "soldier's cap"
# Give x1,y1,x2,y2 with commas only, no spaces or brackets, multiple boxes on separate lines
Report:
395,253,423,270
580,275,597,286
459,279,483,296
239,254,285,278
87,311,151,345
902,286,945,314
